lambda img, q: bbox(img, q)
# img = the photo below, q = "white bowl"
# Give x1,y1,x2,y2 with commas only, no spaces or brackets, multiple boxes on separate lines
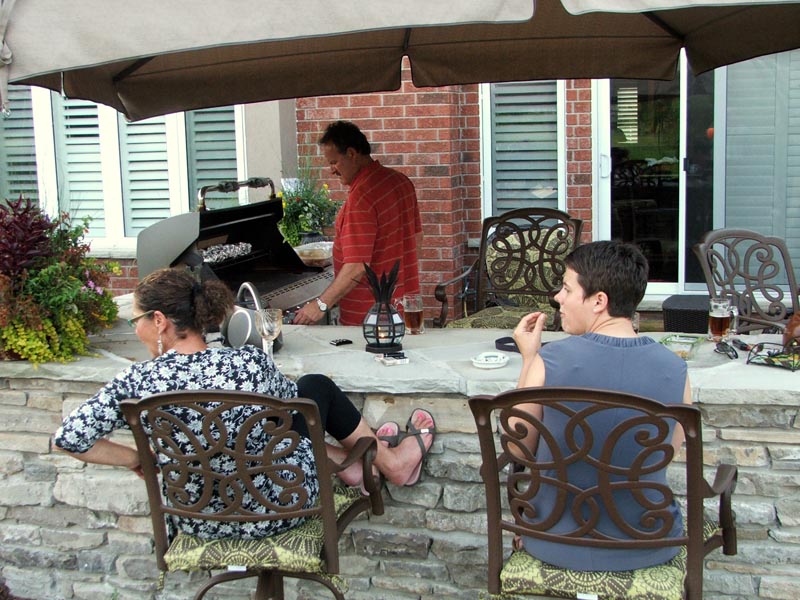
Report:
471,351,509,369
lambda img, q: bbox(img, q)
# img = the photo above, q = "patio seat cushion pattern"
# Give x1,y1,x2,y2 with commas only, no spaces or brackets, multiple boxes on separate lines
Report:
445,304,556,330
481,520,720,600
163,485,362,590
446,230,569,329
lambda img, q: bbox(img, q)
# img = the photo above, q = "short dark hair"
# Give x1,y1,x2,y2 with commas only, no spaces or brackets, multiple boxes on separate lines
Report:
319,120,371,156
565,241,648,318
135,268,234,336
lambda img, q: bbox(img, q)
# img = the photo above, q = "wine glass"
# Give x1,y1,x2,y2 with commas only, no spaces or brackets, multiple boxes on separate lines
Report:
255,308,283,362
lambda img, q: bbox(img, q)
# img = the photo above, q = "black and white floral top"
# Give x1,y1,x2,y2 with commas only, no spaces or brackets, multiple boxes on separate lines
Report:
54,345,319,540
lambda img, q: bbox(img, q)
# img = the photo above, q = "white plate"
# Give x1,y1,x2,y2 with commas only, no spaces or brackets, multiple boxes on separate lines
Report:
472,351,509,369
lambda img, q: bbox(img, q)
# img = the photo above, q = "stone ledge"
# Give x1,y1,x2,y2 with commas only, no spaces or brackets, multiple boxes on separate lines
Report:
720,429,800,444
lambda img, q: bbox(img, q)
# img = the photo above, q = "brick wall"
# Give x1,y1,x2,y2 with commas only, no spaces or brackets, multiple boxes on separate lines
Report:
295,61,481,323
565,79,594,242
295,67,593,323
103,259,138,297
106,72,593,317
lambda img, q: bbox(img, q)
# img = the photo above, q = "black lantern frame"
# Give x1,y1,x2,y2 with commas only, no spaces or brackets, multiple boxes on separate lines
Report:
363,300,405,353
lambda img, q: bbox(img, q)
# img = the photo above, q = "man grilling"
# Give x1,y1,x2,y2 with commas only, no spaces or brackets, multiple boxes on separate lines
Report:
293,120,423,326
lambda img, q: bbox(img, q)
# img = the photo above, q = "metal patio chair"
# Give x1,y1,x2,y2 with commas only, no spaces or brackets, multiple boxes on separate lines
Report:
121,390,383,600
469,387,737,600
434,207,582,329
693,228,799,334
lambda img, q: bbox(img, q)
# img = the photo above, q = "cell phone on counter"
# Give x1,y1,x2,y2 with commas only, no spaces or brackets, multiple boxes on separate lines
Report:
330,339,353,346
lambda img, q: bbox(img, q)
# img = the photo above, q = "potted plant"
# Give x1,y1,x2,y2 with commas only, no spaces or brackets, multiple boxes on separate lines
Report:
0,197,120,364
278,161,341,247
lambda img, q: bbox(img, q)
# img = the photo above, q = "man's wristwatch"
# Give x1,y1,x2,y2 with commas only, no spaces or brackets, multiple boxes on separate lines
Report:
315,297,328,312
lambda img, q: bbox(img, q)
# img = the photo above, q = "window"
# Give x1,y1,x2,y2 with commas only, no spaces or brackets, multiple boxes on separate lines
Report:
2,86,240,253
118,115,172,236
51,97,105,234
484,81,563,215
0,86,38,204
185,107,238,210
723,50,800,273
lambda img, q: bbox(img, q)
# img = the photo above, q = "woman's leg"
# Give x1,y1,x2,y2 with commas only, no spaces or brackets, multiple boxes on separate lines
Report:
295,374,433,486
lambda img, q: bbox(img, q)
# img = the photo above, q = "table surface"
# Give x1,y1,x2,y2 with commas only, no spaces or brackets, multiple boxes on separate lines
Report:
75,319,798,398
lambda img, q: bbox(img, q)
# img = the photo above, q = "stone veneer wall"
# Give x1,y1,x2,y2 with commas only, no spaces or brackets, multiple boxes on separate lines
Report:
1,375,798,599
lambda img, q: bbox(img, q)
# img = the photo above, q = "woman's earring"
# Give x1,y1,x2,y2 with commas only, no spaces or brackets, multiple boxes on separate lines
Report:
157,335,163,355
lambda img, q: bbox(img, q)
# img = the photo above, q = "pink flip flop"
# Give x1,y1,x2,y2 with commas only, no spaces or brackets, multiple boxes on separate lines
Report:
403,409,436,486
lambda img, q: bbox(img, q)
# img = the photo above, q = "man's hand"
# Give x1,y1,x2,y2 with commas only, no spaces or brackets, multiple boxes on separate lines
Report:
293,301,325,325
513,312,547,360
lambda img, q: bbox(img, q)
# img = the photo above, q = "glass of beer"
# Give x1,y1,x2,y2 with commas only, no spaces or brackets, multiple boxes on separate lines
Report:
708,297,737,342
401,294,425,335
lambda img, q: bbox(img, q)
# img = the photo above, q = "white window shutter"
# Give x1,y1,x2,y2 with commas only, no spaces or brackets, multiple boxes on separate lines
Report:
51,96,105,235
0,86,38,204
725,50,800,280
185,107,238,210
118,115,171,236
490,81,558,214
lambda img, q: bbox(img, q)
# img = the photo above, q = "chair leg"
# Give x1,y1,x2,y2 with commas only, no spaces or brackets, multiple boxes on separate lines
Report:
255,571,284,600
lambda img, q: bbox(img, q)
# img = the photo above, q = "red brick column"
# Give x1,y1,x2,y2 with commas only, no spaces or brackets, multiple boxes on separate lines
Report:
296,60,480,324
565,79,594,242
104,258,138,297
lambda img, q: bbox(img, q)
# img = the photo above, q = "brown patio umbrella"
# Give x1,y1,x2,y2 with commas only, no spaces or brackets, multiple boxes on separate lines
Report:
3,0,800,121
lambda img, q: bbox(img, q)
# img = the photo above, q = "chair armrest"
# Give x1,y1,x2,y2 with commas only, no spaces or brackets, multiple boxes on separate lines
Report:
705,462,738,555
327,436,384,516
433,260,477,327
707,463,738,496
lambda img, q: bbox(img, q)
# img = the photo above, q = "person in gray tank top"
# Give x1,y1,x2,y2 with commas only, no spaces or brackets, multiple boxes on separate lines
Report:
510,240,691,571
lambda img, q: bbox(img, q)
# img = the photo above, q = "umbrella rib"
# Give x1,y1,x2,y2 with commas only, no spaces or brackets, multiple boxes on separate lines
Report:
402,28,411,52
643,13,682,42
113,57,155,84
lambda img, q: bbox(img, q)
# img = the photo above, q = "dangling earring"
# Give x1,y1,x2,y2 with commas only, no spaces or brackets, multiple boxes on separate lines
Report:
157,334,163,356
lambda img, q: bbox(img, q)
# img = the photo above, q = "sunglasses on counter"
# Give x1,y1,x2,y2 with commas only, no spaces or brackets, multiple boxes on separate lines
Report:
714,341,738,360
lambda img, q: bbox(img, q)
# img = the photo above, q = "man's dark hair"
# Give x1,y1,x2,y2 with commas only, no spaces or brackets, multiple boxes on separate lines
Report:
565,241,649,318
319,120,371,156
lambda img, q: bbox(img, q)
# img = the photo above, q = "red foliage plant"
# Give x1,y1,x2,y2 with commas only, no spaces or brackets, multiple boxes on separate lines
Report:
0,196,56,284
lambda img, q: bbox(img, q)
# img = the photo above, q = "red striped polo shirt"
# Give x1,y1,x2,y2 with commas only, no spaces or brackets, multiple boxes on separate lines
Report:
333,160,422,326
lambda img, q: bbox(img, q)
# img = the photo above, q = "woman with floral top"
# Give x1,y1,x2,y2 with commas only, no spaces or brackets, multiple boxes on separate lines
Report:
54,267,434,540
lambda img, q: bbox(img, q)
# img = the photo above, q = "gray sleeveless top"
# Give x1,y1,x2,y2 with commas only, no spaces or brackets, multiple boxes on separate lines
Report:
522,333,688,571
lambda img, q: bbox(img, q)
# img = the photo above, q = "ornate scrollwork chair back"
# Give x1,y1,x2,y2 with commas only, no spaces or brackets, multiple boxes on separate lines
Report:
469,387,737,600
121,390,382,600
434,207,583,329
693,228,800,333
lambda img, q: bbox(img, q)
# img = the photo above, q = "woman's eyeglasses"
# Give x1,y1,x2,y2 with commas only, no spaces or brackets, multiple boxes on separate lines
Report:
127,310,154,328
714,341,738,360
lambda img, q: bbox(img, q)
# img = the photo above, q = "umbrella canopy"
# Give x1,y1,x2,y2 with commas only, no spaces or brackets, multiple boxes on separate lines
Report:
0,0,532,120
3,0,800,121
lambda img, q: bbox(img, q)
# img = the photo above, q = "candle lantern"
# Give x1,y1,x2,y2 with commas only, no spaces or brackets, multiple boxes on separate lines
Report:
362,261,405,353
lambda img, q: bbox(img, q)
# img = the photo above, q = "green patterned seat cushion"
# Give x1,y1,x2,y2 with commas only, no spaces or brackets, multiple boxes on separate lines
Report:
483,229,572,309
485,520,721,600
164,485,362,580
446,304,556,330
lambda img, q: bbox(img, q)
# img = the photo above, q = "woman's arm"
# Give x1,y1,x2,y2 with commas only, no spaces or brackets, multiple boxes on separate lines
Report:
57,438,144,478
507,312,549,456
672,375,693,454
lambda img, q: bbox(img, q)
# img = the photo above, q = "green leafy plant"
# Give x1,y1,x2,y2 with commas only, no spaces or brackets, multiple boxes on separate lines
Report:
0,196,120,364
278,161,341,246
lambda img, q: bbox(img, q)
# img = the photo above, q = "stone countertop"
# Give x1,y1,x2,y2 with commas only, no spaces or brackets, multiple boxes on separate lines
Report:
2,308,797,400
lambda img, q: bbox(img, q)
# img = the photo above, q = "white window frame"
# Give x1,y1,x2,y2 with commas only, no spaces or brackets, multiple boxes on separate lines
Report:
594,52,691,301
478,81,567,218
29,90,247,258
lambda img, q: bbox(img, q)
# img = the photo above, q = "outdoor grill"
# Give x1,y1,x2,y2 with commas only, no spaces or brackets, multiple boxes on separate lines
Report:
136,193,332,318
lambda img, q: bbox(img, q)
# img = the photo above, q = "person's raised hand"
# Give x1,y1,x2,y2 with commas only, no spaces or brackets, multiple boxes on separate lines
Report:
512,312,547,359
